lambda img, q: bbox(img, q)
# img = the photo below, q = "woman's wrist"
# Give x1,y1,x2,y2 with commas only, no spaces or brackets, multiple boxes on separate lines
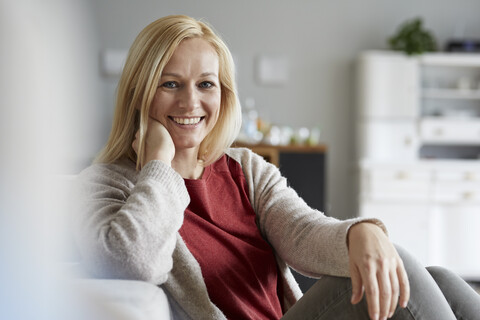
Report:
347,222,384,249
145,154,172,167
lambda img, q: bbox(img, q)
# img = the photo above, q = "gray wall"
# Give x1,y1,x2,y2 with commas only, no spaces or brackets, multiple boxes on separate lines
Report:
87,0,480,219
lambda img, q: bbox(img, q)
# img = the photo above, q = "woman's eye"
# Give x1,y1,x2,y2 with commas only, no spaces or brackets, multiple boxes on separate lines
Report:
199,81,214,89
162,81,178,88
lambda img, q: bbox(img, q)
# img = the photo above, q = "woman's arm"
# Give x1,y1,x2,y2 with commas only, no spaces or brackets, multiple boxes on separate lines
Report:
227,148,385,277
75,159,189,284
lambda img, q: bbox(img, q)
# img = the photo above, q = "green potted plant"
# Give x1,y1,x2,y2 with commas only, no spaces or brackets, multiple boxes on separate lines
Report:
388,17,437,55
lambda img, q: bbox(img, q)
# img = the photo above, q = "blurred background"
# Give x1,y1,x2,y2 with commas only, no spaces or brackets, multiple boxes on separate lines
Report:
1,0,479,318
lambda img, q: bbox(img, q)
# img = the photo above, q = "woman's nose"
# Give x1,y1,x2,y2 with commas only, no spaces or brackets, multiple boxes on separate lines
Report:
179,85,200,110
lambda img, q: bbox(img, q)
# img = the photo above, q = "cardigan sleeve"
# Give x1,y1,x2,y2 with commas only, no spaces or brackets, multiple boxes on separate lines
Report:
227,148,386,278
74,159,190,284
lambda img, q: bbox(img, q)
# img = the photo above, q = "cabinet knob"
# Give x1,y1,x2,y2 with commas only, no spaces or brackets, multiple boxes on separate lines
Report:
463,192,473,200
404,137,412,146
464,172,475,181
433,127,444,136
396,171,408,180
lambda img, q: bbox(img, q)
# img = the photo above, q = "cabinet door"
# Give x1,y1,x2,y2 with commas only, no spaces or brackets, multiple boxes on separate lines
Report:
358,120,418,161
431,205,480,280
278,152,325,212
360,202,431,266
357,52,419,119
277,151,326,293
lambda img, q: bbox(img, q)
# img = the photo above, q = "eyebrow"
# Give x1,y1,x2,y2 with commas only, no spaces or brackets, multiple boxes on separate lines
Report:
161,72,218,77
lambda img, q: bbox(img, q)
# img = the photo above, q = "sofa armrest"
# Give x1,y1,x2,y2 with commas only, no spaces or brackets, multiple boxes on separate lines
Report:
70,279,172,320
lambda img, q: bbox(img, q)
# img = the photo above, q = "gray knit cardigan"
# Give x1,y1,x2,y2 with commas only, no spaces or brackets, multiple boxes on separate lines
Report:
75,147,382,319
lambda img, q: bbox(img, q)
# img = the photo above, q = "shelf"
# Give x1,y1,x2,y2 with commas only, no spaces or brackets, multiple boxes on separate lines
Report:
422,88,480,100
421,116,480,122
419,53,480,67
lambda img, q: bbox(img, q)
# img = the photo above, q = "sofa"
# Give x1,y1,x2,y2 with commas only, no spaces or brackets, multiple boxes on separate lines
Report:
67,268,172,320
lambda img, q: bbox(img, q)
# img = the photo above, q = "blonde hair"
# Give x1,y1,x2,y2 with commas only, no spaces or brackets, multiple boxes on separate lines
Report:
96,15,241,168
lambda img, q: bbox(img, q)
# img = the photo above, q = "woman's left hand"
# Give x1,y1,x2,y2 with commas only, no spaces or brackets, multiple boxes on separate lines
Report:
347,222,410,320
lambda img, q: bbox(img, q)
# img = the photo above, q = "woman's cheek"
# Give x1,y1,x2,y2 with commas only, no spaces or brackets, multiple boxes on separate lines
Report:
149,106,164,124
148,107,158,120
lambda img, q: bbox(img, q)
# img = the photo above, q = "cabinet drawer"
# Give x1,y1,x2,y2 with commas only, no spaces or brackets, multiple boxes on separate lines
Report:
435,169,480,182
420,119,480,144
433,182,480,203
433,168,480,203
367,168,431,201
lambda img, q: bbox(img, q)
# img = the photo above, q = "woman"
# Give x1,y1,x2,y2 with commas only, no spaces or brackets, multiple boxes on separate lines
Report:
76,15,480,320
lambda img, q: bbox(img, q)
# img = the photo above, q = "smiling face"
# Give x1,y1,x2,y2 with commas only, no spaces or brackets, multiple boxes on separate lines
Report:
149,37,221,153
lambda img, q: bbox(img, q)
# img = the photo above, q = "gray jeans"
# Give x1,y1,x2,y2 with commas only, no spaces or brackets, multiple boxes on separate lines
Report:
282,246,480,320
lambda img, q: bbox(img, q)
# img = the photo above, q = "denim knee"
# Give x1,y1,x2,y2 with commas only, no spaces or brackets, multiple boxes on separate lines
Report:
425,265,452,280
394,244,424,275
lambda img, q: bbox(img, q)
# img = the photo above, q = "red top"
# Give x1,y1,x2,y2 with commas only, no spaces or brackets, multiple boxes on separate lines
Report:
179,155,283,319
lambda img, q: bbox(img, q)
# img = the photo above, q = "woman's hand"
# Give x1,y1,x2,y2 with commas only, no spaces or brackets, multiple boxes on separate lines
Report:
132,117,175,168
348,222,410,320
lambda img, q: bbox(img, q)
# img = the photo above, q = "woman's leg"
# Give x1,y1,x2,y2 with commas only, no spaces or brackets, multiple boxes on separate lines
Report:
281,274,370,320
282,246,458,320
426,266,480,319
392,246,456,319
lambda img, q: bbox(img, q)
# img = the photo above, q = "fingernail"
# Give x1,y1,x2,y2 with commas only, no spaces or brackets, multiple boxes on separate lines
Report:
380,317,387,320
388,312,394,318
372,314,379,320
401,300,408,308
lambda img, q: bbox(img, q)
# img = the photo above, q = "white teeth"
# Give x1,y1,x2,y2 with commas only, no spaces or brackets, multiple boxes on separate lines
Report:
172,117,201,125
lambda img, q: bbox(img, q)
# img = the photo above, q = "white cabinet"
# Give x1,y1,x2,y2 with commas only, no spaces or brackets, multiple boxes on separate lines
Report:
356,51,480,280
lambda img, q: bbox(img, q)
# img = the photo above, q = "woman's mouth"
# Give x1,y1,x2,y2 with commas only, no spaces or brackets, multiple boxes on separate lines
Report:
170,116,204,125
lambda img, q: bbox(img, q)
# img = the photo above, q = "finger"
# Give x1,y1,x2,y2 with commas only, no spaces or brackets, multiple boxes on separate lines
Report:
350,264,364,304
132,138,138,153
362,266,380,320
397,259,410,308
148,115,164,127
388,268,400,318
377,263,392,320
133,130,139,152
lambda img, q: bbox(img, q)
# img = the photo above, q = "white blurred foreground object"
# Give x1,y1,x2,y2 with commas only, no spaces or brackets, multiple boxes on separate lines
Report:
69,278,172,320
0,0,102,319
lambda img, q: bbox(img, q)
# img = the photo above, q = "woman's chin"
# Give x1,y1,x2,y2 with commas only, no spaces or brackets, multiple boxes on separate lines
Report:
173,139,202,152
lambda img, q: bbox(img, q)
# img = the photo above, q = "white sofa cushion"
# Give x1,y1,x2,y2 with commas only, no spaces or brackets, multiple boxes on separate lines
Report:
71,279,172,320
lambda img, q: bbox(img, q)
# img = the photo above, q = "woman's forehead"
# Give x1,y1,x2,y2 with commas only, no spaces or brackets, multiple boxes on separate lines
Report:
162,38,219,77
